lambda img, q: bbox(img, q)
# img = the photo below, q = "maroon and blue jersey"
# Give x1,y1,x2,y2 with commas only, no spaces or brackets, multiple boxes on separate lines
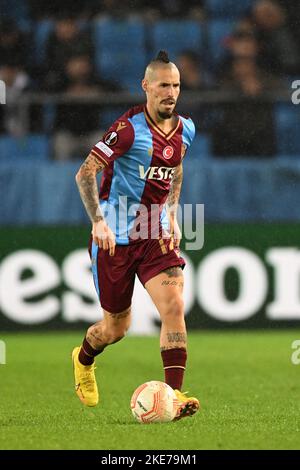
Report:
91,104,195,245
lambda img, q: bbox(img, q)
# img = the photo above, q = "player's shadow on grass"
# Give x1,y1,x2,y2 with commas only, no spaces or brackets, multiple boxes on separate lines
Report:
111,418,142,426
79,410,139,425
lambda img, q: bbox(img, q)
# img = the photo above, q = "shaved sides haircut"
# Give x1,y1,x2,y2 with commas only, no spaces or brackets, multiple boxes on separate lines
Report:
144,50,179,81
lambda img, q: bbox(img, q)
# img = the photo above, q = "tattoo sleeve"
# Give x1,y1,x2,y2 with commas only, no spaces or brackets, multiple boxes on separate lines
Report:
167,163,183,215
75,152,106,223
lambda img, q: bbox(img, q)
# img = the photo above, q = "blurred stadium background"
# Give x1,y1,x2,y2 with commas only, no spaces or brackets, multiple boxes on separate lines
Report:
1,0,300,331
0,0,300,451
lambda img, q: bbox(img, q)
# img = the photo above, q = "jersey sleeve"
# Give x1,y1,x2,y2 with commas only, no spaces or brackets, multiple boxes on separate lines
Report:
91,118,135,166
182,118,196,158
182,117,196,152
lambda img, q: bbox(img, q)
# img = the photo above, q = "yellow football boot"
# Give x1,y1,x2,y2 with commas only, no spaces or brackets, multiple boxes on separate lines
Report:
174,389,200,420
72,346,99,407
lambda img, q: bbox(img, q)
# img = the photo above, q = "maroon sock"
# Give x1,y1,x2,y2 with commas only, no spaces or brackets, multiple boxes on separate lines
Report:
161,348,187,391
78,337,104,366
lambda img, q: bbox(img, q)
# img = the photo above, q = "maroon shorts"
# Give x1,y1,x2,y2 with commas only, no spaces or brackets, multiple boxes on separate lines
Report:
89,237,185,313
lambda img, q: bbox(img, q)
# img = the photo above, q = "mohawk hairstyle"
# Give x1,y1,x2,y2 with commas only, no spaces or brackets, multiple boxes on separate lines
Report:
144,50,175,80
154,50,170,64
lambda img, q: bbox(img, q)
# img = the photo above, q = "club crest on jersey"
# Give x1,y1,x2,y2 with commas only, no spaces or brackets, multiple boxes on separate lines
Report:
104,131,118,146
163,145,174,160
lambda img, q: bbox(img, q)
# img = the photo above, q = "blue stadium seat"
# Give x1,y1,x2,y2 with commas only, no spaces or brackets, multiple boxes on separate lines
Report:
34,20,54,66
207,19,235,66
150,21,204,61
189,134,212,159
33,20,91,67
275,104,300,156
43,104,56,133
205,0,254,19
0,134,50,161
100,107,127,130
93,19,146,93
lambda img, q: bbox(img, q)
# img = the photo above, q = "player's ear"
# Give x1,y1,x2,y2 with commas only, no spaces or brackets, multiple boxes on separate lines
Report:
142,78,148,92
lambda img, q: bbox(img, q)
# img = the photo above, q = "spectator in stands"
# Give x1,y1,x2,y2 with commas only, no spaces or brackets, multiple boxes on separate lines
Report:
44,12,94,91
252,0,300,76
277,0,300,54
219,31,260,81
0,22,43,134
234,18,256,35
53,54,117,161
0,59,31,136
177,50,212,91
0,19,29,70
177,50,214,132
227,31,259,61
212,57,278,157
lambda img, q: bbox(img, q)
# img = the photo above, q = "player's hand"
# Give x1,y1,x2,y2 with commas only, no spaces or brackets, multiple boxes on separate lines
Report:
173,218,182,249
169,217,182,249
92,219,116,256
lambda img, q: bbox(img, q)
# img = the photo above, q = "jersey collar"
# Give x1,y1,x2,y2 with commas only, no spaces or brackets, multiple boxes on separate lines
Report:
144,106,180,141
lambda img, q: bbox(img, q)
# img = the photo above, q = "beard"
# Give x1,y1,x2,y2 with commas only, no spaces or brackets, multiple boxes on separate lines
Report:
157,109,173,120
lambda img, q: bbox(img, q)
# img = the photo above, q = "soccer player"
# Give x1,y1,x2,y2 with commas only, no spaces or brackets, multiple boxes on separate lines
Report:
72,50,200,420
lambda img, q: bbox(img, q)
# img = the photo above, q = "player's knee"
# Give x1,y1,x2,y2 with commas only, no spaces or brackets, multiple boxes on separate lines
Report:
97,306,131,345
105,327,128,345
103,310,131,344
161,295,184,321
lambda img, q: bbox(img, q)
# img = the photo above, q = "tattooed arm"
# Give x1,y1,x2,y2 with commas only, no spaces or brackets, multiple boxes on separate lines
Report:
75,153,105,223
166,163,183,248
75,153,116,255
167,163,183,212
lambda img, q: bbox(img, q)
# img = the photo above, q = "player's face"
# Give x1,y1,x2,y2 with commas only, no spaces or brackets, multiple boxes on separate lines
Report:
145,66,180,120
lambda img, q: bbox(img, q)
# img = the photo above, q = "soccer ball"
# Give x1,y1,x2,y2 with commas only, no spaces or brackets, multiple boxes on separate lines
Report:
130,380,178,423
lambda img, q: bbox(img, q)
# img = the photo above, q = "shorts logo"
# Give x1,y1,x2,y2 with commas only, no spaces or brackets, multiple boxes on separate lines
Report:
95,141,114,157
163,146,174,160
104,131,118,146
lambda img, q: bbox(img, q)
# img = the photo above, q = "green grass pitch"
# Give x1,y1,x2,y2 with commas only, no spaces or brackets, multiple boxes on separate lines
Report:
0,330,300,450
